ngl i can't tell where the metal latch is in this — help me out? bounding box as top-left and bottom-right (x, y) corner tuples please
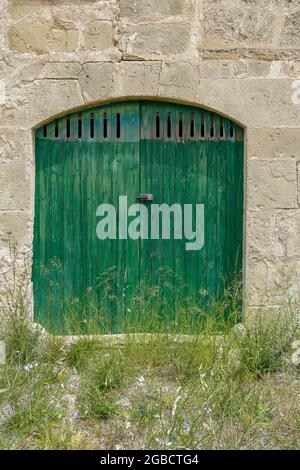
(136, 194), (153, 202)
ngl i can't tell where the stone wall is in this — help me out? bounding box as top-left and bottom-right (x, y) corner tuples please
(1, 0), (300, 313)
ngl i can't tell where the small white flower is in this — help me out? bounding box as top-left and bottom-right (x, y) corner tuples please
(203, 406), (212, 415)
(162, 386), (169, 393)
(137, 376), (145, 386)
(183, 420), (191, 431)
(24, 362), (38, 372)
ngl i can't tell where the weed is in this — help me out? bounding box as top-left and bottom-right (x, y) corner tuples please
(78, 384), (116, 421)
(234, 310), (296, 376)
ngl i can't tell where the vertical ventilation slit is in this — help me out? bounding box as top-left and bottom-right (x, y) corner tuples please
(220, 117), (224, 139)
(78, 114), (82, 139)
(201, 123), (205, 138)
(190, 113), (195, 138)
(66, 116), (70, 138)
(103, 112), (108, 139)
(156, 113), (160, 138)
(179, 113), (183, 139)
(116, 113), (121, 139)
(230, 124), (234, 138)
(55, 120), (59, 138)
(210, 114), (214, 138)
(90, 112), (94, 139)
(43, 125), (47, 138)
(201, 112), (205, 138)
(167, 113), (171, 138)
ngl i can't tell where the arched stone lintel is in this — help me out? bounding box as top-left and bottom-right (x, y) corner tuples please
(32, 96), (246, 130)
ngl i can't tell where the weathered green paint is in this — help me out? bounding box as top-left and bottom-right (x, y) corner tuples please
(33, 100), (244, 333)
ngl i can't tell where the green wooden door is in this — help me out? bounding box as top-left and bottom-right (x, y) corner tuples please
(33, 100), (244, 333)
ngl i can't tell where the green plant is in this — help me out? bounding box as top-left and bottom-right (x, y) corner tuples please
(234, 311), (295, 376)
(91, 351), (126, 392)
(78, 384), (116, 421)
(67, 339), (101, 371)
(131, 394), (160, 429)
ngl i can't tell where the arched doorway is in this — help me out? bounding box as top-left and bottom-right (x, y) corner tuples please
(33, 100), (244, 333)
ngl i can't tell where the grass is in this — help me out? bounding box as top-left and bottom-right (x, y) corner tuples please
(0, 246), (299, 449)
(33, 262), (243, 336)
(0, 307), (299, 450)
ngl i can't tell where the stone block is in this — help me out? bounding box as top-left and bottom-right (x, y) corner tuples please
(200, 60), (247, 79)
(248, 257), (300, 306)
(281, 10), (300, 47)
(202, 1), (275, 49)
(3, 79), (84, 128)
(7, 21), (78, 54)
(157, 61), (199, 100)
(0, 211), (32, 247)
(8, 0), (43, 20)
(114, 61), (161, 97)
(247, 128), (300, 161)
(120, 22), (191, 57)
(79, 62), (114, 102)
(247, 160), (297, 210)
(0, 161), (30, 210)
(247, 60), (271, 77)
(40, 62), (82, 80)
(196, 78), (300, 128)
(247, 209), (300, 260)
(120, 0), (186, 19)
(83, 20), (113, 51)
(281, 60), (300, 78)
(0, 128), (32, 162)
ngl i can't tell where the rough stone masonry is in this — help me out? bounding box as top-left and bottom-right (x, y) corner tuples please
(0, 0), (300, 317)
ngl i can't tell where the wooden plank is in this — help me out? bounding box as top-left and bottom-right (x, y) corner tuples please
(161, 103), (176, 315)
(71, 112), (85, 331)
(213, 113), (226, 298)
(77, 110), (90, 332)
(142, 102), (159, 290)
(63, 115), (76, 325)
(173, 104), (187, 307)
(42, 124), (54, 329)
(124, 101), (140, 309)
(50, 119), (64, 331)
(114, 102), (127, 331)
(98, 104), (113, 330)
(224, 120), (236, 286)
(197, 126), (208, 306)
(110, 102), (123, 332)
(216, 137), (227, 298)
(33, 129), (43, 325)
(142, 102), (165, 320)
(206, 112), (218, 301)
(235, 138), (244, 280)
(184, 105), (199, 302)
(139, 102), (153, 290)
(86, 108), (101, 324)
